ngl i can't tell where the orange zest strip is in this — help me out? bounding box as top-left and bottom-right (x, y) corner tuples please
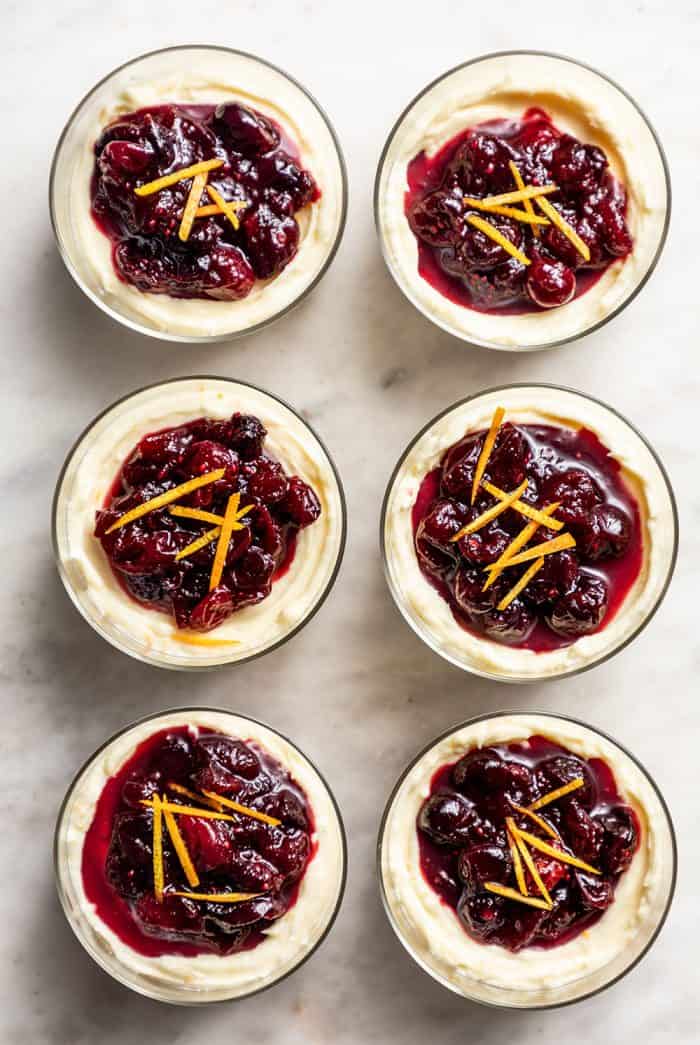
(463, 197), (549, 226)
(168, 782), (224, 811)
(172, 891), (263, 903)
(508, 819), (553, 907)
(175, 526), (221, 562)
(178, 171), (208, 242)
(170, 506), (226, 526)
(195, 203), (225, 217)
(134, 158), (224, 197)
(508, 161), (540, 237)
(483, 882), (551, 910)
(482, 504), (560, 592)
(141, 799), (235, 823)
(514, 827), (601, 875)
(465, 215), (530, 267)
(497, 557), (544, 611)
(162, 805), (200, 888)
(172, 633), (240, 647)
(451, 479), (529, 542)
(209, 492), (240, 591)
(470, 406), (505, 506)
(152, 794), (164, 902)
(509, 800), (559, 840)
(528, 777), (585, 811)
(506, 822), (528, 895)
(201, 789), (281, 827)
(479, 183), (558, 208)
(481, 481), (564, 531)
(536, 196), (591, 262)
(105, 470), (226, 534)
(206, 185), (247, 231)
(485, 532), (576, 571)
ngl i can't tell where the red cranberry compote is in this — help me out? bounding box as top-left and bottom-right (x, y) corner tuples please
(405, 108), (632, 314)
(91, 103), (320, 299)
(82, 727), (315, 957)
(417, 736), (640, 952)
(94, 412), (321, 631)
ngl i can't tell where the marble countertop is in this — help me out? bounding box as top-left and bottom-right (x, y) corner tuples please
(3, 2), (697, 1042)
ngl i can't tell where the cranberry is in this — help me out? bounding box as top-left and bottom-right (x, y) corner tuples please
(597, 807), (639, 875)
(214, 102), (279, 155)
(544, 212), (603, 270)
(183, 441), (239, 482)
(542, 468), (603, 527)
(579, 503), (632, 560)
(195, 734), (261, 782)
(441, 435), (482, 500)
(457, 890), (506, 941)
(112, 811), (154, 868)
(416, 499), (465, 555)
(547, 571), (609, 637)
(178, 815), (234, 872)
(525, 254), (576, 308)
(228, 414), (267, 459)
(416, 533), (455, 579)
(243, 203), (299, 279)
(454, 749), (533, 804)
(134, 893), (205, 938)
(121, 772), (161, 810)
(256, 151), (317, 209)
(252, 788), (309, 829)
(188, 587), (235, 632)
(247, 458), (289, 504)
(281, 476), (322, 527)
(550, 136), (607, 194)
(233, 546), (275, 591)
(256, 825), (311, 879)
(417, 792), (487, 847)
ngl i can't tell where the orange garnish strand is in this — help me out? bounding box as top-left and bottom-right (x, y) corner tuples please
(470, 406), (505, 505)
(464, 197), (549, 226)
(529, 777), (585, 811)
(497, 557), (544, 611)
(141, 798), (236, 823)
(195, 203), (225, 217)
(509, 800), (559, 840)
(208, 492), (254, 591)
(206, 185), (247, 231)
(536, 196), (591, 262)
(175, 526), (221, 562)
(508, 161), (540, 236)
(482, 504), (560, 592)
(168, 782), (224, 811)
(485, 532), (576, 571)
(172, 633), (240, 647)
(465, 215), (531, 267)
(506, 822), (528, 895)
(481, 481), (564, 531)
(483, 882), (551, 910)
(172, 891), (263, 903)
(162, 805), (200, 888)
(479, 183), (558, 208)
(451, 479), (529, 542)
(178, 171), (209, 242)
(105, 470), (226, 534)
(507, 818), (552, 907)
(170, 506), (226, 526)
(201, 790), (281, 827)
(513, 827), (601, 875)
(152, 794), (164, 902)
(134, 158), (224, 197)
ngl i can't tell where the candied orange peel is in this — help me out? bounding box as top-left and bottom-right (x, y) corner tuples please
(508, 161), (540, 236)
(508, 800), (559, 840)
(178, 171), (209, 242)
(465, 215), (531, 266)
(142, 798), (236, 823)
(168, 782), (224, 811)
(162, 804), (200, 888)
(208, 492), (253, 591)
(172, 633), (240, 647)
(206, 185), (247, 231)
(451, 478), (529, 542)
(152, 794), (165, 902)
(481, 481), (563, 531)
(170, 506), (226, 526)
(105, 470), (226, 534)
(134, 158), (224, 197)
(486, 531), (576, 572)
(470, 406), (505, 505)
(463, 197), (549, 226)
(497, 557), (545, 611)
(506, 822), (528, 895)
(201, 789), (281, 827)
(172, 890), (263, 903)
(513, 827), (601, 875)
(507, 818), (553, 907)
(528, 777), (585, 811)
(482, 504), (560, 592)
(483, 882), (551, 910)
(175, 525), (221, 562)
(536, 196), (591, 262)
(479, 183), (558, 208)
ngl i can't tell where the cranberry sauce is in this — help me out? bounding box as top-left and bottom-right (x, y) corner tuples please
(405, 108), (632, 314)
(417, 736), (640, 952)
(91, 102), (320, 299)
(81, 726), (315, 958)
(94, 412), (322, 632)
(412, 420), (643, 653)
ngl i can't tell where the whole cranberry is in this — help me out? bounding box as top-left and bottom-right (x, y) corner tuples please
(183, 440), (239, 481)
(256, 825), (310, 879)
(101, 139), (154, 173)
(597, 806), (639, 875)
(441, 434), (482, 499)
(547, 571), (609, 637)
(457, 844), (511, 892)
(134, 893), (204, 938)
(416, 499), (465, 554)
(408, 190), (461, 246)
(541, 468), (603, 528)
(544, 213), (603, 269)
(282, 476), (322, 527)
(201, 245), (256, 300)
(252, 788), (309, 829)
(418, 792), (486, 847)
(526, 255), (576, 308)
(214, 101), (280, 155)
(113, 811), (153, 868)
(228, 848), (284, 893)
(257, 151), (317, 208)
(178, 816), (233, 872)
(121, 772), (162, 810)
(228, 414), (267, 459)
(579, 503), (632, 560)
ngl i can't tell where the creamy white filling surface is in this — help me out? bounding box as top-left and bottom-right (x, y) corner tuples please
(57, 710), (345, 1002)
(57, 50), (344, 337)
(380, 714), (674, 1007)
(383, 387), (676, 680)
(376, 53), (668, 348)
(54, 378), (344, 668)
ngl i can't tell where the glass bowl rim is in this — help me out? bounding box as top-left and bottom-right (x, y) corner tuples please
(53, 703), (349, 1005)
(48, 43), (349, 345)
(373, 48), (672, 352)
(376, 707), (678, 1011)
(51, 374), (348, 671)
(379, 381), (679, 683)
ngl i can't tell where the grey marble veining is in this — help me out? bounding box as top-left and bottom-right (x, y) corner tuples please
(2, 2), (698, 1043)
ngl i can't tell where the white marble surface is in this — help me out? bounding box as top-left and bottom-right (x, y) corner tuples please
(3, 2), (698, 1042)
